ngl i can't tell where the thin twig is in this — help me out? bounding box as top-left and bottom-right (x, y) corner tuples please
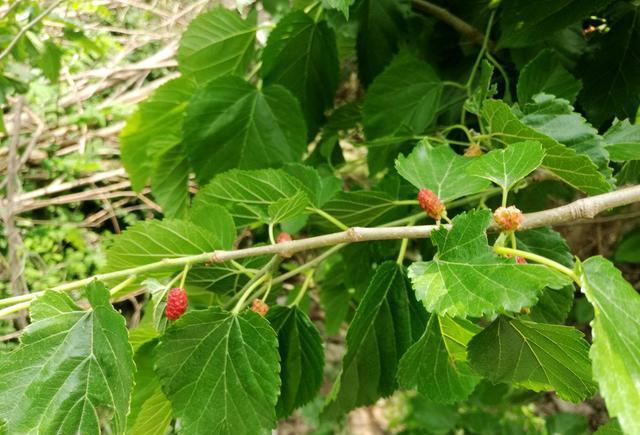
(2, 185), (640, 315)
(411, 0), (493, 48)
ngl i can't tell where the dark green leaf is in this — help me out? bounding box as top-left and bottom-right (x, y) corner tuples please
(314, 190), (403, 229)
(499, 0), (609, 47)
(262, 11), (339, 136)
(177, 8), (256, 85)
(355, 0), (406, 86)
(323, 262), (418, 417)
(614, 227), (640, 263)
(398, 315), (481, 404)
(466, 140), (545, 192)
(409, 210), (569, 317)
(580, 256), (640, 434)
(184, 76), (307, 183)
(603, 118), (640, 162)
(0, 282), (134, 434)
(395, 144), (490, 202)
(516, 227), (574, 267)
(545, 412), (589, 435)
(155, 308), (280, 434)
(267, 306), (324, 418)
(468, 316), (597, 402)
(464, 60), (496, 115)
(517, 49), (582, 103)
(363, 53), (442, 139)
(595, 419), (624, 435)
(577, 3), (640, 126)
(326, 0), (354, 18)
(482, 99), (610, 194)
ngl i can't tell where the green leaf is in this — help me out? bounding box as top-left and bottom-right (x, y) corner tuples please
(105, 219), (226, 273)
(545, 412), (589, 435)
(363, 53), (442, 139)
(395, 144), (490, 202)
(262, 11), (339, 136)
(614, 227), (640, 263)
(408, 210), (570, 318)
(466, 141), (545, 192)
(177, 8), (256, 85)
(39, 41), (62, 83)
(266, 306), (324, 418)
(595, 419), (624, 435)
(184, 75), (307, 183)
(482, 99), (610, 194)
(120, 77), (196, 191)
(498, 0), (609, 47)
(517, 227), (575, 324)
(355, 0), (406, 86)
(603, 118), (640, 162)
(516, 227), (574, 268)
(0, 282), (134, 434)
(398, 315), (481, 404)
(520, 94), (611, 176)
(189, 203), (236, 250)
(128, 342), (172, 435)
(577, 3), (640, 126)
(268, 190), (310, 224)
(468, 316), (597, 402)
(313, 190), (403, 229)
(326, 0), (354, 18)
(283, 163), (342, 207)
(517, 49), (582, 103)
(191, 168), (306, 227)
(155, 308), (280, 434)
(323, 262), (422, 418)
(580, 256), (640, 434)
(151, 143), (189, 218)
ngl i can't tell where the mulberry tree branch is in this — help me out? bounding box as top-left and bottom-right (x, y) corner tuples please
(1, 184), (640, 316)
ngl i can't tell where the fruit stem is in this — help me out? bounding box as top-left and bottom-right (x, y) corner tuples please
(307, 207), (349, 231)
(109, 275), (138, 297)
(232, 273), (271, 315)
(290, 271), (314, 307)
(268, 223), (276, 245)
(179, 264), (190, 290)
(493, 246), (579, 284)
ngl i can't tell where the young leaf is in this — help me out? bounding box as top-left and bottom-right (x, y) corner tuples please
(363, 53), (442, 139)
(464, 60), (496, 115)
(105, 219), (228, 272)
(0, 282), (134, 434)
(323, 262), (423, 418)
(266, 306), (324, 418)
(603, 118), (640, 162)
(408, 210), (570, 318)
(498, 0), (607, 48)
(482, 99), (610, 194)
(184, 75), (307, 183)
(177, 8), (256, 85)
(580, 256), (640, 434)
(355, 0), (405, 86)
(466, 141), (545, 192)
(262, 11), (339, 137)
(155, 308), (280, 435)
(398, 315), (481, 404)
(395, 144), (490, 202)
(268, 190), (310, 224)
(128, 341), (172, 435)
(191, 168), (306, 227)
(517, 49), (582, 104)
(468, 317), (597, 402)
(120, 77), (196, 191)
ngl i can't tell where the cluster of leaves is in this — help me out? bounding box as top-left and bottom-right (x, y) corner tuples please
(1, 0), (640, 434)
